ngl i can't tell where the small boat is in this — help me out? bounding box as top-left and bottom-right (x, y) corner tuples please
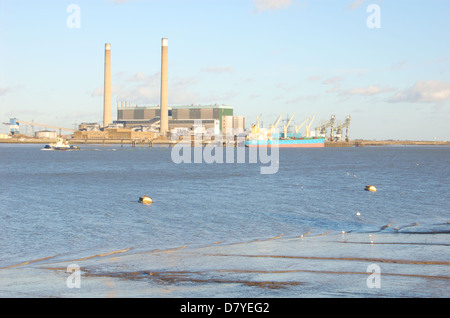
(365, 185), (377, 192)
(139, 195), (153, 205)
(42, 137), (80, 151)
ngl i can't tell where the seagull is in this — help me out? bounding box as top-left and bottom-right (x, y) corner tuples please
(356, 211), (360, 216)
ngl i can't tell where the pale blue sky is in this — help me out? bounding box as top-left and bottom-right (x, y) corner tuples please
(1, 0), (449, 140)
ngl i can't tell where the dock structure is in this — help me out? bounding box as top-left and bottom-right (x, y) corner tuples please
(2, 136), (448, 147)
(325, 141), (355, 147)
(69, 138), (355, 148)
(68, 137), (241, 148)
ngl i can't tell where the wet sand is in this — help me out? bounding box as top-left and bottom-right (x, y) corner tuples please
(0, 232), (448, 298)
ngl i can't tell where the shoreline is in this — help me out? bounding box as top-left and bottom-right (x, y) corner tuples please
(0, 231), (448, 298)
(1, 138), (449, 147)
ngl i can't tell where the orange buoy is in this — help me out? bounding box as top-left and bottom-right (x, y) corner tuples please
(139, 196), (153, 204)
(365, 185), (377, 192)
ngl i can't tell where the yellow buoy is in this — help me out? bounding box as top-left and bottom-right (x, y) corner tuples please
(365, 185), (377, 192)
(139, 196), (153, 204)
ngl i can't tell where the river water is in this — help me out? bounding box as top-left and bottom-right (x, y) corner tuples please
(0, 144), (448, 297)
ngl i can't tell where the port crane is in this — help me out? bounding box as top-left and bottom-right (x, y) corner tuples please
(315, 115), (336, 141)
(251, 114), (261, 134)
(333, 115), (351, 142)
(283, 113), (295, 137)
(270, 113), (283, 133)
(305, 113), (317, 137)
(294, 117), (310, 134)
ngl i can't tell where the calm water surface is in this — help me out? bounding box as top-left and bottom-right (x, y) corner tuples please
(0, 144), (449, 268)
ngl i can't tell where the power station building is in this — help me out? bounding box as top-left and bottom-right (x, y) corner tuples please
(74, 38), (245, 140)
(115, 104), (244, 133)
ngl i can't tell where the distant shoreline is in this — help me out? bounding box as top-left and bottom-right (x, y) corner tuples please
(352, 140), (450, 147)
(1, 138), (449, 147)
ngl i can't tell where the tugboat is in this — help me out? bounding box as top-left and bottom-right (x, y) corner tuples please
(42, 137), (80, 151)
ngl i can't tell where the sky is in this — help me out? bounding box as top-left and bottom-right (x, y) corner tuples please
(0, 0), (449, 140)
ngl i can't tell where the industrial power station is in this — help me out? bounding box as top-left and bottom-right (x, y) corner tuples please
(3, 37), (349, 144)
(71, 38), (246, 141)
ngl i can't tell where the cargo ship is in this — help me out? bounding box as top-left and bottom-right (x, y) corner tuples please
(245, 136), (325, 148)
(245, 112), (325, 148)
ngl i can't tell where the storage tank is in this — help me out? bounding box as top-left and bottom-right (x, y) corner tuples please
(35, 130), (57, 139)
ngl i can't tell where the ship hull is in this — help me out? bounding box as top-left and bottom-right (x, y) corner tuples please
(245, 138), (325, 148)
